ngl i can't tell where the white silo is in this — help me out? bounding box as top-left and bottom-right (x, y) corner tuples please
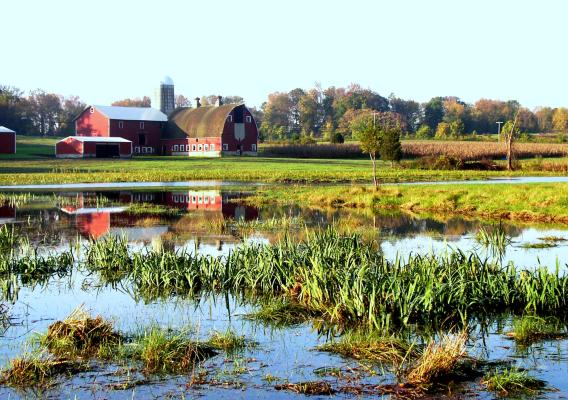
(152, 76), (175, 115)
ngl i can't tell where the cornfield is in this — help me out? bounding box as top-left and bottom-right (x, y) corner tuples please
(262, 141), (568, 161)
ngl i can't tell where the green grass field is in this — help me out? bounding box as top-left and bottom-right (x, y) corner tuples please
(246, 183), (568, 224)
(0, 136), (566, 186)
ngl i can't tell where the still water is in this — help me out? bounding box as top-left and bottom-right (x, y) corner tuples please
(0, 186), (567, 398)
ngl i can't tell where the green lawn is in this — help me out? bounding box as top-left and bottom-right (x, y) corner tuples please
(2, 136), (62, 160)
(0, 136), (566, 186)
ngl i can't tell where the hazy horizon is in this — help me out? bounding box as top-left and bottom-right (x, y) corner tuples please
(3, 0), (566, 109)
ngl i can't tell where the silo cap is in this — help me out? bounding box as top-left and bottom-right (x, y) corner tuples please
(161, 76), (174, 85)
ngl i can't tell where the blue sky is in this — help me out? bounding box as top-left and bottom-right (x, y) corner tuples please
(2, 0), (566, 109)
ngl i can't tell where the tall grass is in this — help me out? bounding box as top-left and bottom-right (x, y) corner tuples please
(84, 229), (568, 329)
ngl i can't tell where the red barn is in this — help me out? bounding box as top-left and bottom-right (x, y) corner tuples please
(74, 105), (167, 155)
(56, 136), (132, 158)
(163, 103), (258, 156)
(0, 126), (16, 154)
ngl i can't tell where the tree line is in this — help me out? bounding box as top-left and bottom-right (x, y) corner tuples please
(3, 82), (568, 139)
(0, 85), (85, 136)
(258, 84), (568, 142)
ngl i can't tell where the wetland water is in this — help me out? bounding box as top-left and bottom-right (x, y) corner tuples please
(0, 186), (567, 398)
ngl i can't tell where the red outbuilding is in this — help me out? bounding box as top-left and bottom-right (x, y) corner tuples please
(74, 105), (167, 155)
(0, 126), (16, 154)
(55, 136), (132, 159)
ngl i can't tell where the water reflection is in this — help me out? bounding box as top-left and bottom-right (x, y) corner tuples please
(1, 188), (568, 269)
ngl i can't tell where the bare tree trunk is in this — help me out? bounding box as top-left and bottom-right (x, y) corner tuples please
(370, 154), (378, 188)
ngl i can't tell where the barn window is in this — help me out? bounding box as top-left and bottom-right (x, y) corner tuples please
(173, 145), (179, 151)
(142, 147), (147, 154)
(90, 107), (94, 113)
(198, 144), (202, 151)
(210, 144), (215, 151)
(135, 146), (140, 153)
(222, 143), (228, 151)
(245, 116), (252, 123)
(227, 115), (233, 122)
(198, 196), (203, 204)
(210, 196), (215, 204)
(192, 144), (196, 151)
(140, 122), (145, 129)
(204, 144), (209, 151)
(192, 196), (196, 203)
(252, 144), (257, 151)
(119, 121), (124, 129)
(186, 145), (190, 151)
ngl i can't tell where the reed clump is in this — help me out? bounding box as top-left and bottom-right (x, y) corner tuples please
(406, 331), (469, 385)
(482, 368), (546, 396)
(40, 306), (122, 358)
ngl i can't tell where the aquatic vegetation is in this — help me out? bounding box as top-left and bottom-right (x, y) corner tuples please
(126, 203), (183, 216)
(207, 329), (250, 353)
(275, 381), (336, 395)
(39, 306), (122, 358)
(507, 315), (567, 346)
(482, 368), (546, 396)
(126, 326), (217, 374)
(79, 229), (568, 329)
(0, 225), (20, 255)
(0, 352), (88, 388)
(318, 330), (413, 365)
(537, 235), (566, 242)
(520, 241), (558, 249)
(406, 331), (469, 385)
(475, 225), (512, 255)
(245, 298), (318, 327)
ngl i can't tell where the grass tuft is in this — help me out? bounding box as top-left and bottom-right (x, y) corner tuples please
(482, 368), (546, 396)
(39, 306), (122, 358)
(318, 330), (413, 365)
(207, 329), (251, 353)
(406, 331), (469, 385)
(127, 326), (217, 374)
(507, 315), (567, 345)
(0, 352), (87, 388)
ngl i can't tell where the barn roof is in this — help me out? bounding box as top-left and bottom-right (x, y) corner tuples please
(82, 106), (168, 122)
(165, 104), (242, 139)
(0, 126), (15, 133)
(59, 136), (132, 143)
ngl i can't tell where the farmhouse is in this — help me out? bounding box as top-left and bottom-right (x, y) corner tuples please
(56, 136), (132, 159)
(0, 126), (16, 154)
(163, 100), (259, 156)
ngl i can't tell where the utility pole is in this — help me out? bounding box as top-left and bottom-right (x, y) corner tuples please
(372, 112), (380, 127)
(496, 121), (503, 140)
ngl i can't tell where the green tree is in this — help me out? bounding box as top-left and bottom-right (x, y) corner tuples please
(415, 124), (433, 139)
(422, 97), (445, 129)
(449, 119), (464, 137)
(502, 113), (521, 171)
(380, 120), (402, 166)
(351, 112), (402, 187)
